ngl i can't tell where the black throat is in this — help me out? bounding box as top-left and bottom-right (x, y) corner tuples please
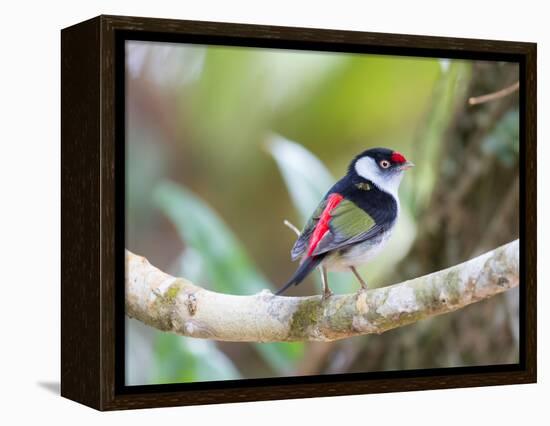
(329, 174), (398, 226)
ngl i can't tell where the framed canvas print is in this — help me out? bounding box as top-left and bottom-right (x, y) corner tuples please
(61, 15), (536, 411)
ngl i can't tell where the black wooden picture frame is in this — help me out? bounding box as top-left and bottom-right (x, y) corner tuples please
(61, 15), (536, 411)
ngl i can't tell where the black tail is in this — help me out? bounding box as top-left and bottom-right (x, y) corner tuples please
(276, 255), (325, 296)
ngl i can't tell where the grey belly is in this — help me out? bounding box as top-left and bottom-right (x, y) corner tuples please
(323, 230), (393, 271)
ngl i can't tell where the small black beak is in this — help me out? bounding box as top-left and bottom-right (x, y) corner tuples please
(400, 161), (415, 171)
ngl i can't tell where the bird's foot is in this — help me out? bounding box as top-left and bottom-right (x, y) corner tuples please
(322, 289), (333, 300)
(355, 286), (368, 296)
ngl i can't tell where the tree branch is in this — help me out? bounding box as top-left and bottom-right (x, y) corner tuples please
(126, 240), (519, 342)
(468, 81), (519, 105)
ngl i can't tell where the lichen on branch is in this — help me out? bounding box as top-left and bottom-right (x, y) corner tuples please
(125, 239), (519, 342)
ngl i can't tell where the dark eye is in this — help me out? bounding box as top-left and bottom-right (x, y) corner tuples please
(380, 160), (391, 169)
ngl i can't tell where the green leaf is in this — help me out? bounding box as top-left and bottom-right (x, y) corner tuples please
(406, 60), (473, 214)
(153, 181), (304, 374)
(266, 134), (334, 222)
(153, 333), (241, 384)
(154, 181), (269, 294)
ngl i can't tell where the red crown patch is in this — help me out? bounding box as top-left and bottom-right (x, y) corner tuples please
(391, 151), (406, 164)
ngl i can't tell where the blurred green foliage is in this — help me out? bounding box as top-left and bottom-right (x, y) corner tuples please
(405, 61), (472, 214)
(154, 181), (304, 376)
(125, 40), (519, 385)
(153, 332), (240, 384)
(154, 182), (270, 295)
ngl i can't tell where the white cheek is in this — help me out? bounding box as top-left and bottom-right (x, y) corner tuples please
(354, 156), (402, 200)
(355, 156), (380, 182)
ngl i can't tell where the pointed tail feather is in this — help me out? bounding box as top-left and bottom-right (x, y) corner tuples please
(276, 255), (325, 296)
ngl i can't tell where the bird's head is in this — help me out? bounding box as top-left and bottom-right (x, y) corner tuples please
(349, 148), (414, 197)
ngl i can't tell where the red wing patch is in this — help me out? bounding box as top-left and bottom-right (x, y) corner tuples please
(307, 193), (344, 257)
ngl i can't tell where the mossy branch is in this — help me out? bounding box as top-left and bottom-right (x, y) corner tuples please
(126, 240), (519, 342)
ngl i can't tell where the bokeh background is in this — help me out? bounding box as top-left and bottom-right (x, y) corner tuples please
(125, 40), (520, 385)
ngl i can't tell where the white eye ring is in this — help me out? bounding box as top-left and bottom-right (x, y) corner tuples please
(380, 160), (391, 169)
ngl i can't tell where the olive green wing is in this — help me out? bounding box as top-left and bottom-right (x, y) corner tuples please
(290, 198), (327, 261)
(311, 199), (379, 256)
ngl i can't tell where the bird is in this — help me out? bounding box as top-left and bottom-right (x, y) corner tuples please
(276, 147), (414, 298)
